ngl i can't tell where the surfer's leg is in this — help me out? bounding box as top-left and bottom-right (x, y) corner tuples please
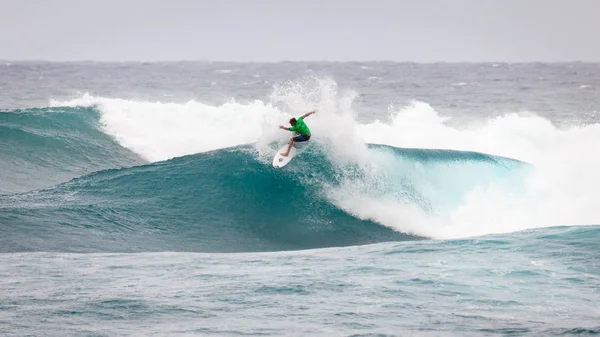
(281, 138), (294, 156)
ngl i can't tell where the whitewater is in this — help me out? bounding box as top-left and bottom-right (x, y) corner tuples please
(0, 62), (598, 335)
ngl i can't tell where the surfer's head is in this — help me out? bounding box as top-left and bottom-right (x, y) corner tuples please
(289, 118), (297, 126)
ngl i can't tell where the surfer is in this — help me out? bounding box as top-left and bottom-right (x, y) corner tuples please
(279, 110), (317, 156)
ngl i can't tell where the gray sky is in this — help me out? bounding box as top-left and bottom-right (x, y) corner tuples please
(2, 0), (599, 62)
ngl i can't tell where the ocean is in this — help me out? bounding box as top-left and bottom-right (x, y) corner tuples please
(0, 61), (598, 335)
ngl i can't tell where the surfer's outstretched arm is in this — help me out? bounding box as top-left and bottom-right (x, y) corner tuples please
(301, 110), (317, 119)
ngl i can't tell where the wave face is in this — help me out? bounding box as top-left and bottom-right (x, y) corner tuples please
(0, 146), (402, 252)
(0, 143), (527, 253)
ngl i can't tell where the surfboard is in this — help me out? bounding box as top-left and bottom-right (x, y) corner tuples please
(272, 144), (297, 168)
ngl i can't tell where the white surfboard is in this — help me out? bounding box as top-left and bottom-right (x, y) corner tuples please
(272, 144), (297, 168)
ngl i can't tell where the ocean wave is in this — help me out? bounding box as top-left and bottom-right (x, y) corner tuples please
(2, 76), (598, 250)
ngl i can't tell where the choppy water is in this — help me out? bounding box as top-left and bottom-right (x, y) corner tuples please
(1, 61), (599, 335)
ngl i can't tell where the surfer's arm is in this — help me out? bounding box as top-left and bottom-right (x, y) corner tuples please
(279, 125), (291, 131)
(302, 110), (317, 119)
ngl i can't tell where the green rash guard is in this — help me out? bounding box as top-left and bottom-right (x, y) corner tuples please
(289, 117), (311, 135)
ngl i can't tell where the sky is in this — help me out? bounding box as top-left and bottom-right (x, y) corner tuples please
(1, 0), (599, 62)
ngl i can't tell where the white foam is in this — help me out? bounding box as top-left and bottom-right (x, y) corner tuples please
(359, 101), (562, 163)
(333, 101), (600, 238)
(50, 94), (282, 162)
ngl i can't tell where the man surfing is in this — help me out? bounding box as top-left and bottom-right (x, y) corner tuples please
(278, 110), (317, 156)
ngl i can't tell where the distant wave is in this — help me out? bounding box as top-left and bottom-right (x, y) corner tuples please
(0, 106), (142, 193)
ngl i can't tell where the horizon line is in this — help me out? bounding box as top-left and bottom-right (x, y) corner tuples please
(2, 59), (600, 64)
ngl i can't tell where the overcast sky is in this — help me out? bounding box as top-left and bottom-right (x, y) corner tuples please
(2, 0), (599, 62)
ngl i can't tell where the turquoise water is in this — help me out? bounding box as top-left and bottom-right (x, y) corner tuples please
(0, 107), (142, 193)
(1, 62), (599, 335)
